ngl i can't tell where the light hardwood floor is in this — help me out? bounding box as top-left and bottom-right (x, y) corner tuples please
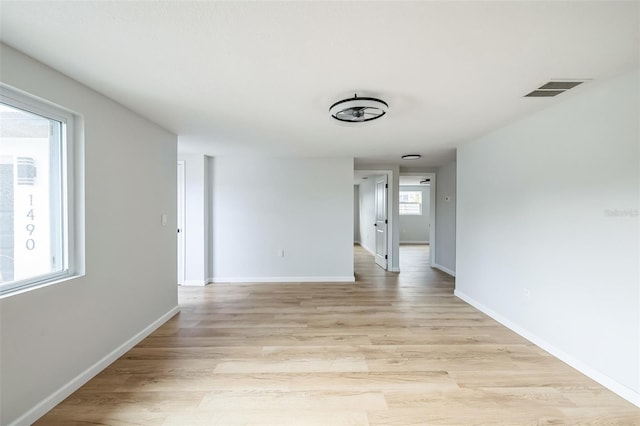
(37, 245), (639, 425)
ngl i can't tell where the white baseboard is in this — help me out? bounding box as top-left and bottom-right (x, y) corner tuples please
(356, 243), (397, 273)
(432, 263), (456, 277)
(454, 290), (640, 408)
(355, 242), (376, 257)
(10, 306), (180, 426)
(210, 276), (356, 283)
(183, 279), (208, 286)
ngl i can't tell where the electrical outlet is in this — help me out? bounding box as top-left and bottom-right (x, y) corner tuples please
(523, 288), (531, 299)
(277, 249), (284, 258)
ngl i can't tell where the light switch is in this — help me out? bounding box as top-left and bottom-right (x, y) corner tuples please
(161, 213), (167, 226)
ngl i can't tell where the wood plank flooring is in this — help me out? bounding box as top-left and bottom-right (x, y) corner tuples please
(36, 245), (640, 425)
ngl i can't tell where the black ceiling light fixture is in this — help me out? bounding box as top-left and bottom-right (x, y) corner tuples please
(329, 93), (388, 123)
(401, 154), (421, 160)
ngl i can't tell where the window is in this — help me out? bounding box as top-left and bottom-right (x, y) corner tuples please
(399, 190), (422, 215)
(0, 86), (75, 296)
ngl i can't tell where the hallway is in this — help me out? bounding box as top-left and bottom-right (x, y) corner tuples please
(398, 243), (431, 273)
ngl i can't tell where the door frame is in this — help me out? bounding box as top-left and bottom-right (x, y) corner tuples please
(355, 169), (395, 271)
(177, 160), (185, 285)
(399, 172), (436, 266)
(374, 174), (388, 270)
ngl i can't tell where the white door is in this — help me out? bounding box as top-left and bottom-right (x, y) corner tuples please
(177, 161), (185, 285)
(374, 175), (388, 269)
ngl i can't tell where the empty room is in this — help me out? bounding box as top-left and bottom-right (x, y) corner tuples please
(0, 1), (638, 425)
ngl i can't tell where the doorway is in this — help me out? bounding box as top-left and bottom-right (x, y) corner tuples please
(374, 175), (388, 269)
(353, 170), (394, 272)
(398, 173), (436, 268)
(177, 160), (185, 285)
(398, 173), (436, 266)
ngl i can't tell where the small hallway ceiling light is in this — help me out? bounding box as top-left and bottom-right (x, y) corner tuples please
(329, 93), (388, 123)
(401, 154), (421, 160)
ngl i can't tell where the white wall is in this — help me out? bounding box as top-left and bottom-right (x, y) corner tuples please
(177, 152), (210, 285)
(0, 44), (178, 425)
(357, 177), (376, 254)
(212, 157), (354, 281)
(399, 185), (430, 243)
(456, 69), (639, 405)
(434, 162), (456, 274)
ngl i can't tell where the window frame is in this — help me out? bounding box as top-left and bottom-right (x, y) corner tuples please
(0, 84), (77, 297)
(399, 190), (423, 216)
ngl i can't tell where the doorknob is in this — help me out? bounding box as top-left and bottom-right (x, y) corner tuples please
(374, 223), (377, 227)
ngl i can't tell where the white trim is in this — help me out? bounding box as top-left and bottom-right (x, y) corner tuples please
(432, 263), (456, 277)
(374, 174), (389, 270)
(355, 169), (395, 271)
(183, 279), (208, 286)
(398, 171), (437, 267)
(0, 273), (83, 300)
(211, 276), (356, 283)
(176, 160), (185, 286)
(9, 306), (180, 426)
(356, 243), (395, 271)
(0, 84), (82, 297)
(355, 241), (376, 257)
(428, 173), (437, 266)
(454, 290), (640, 408)
(400, 241), (430, 244)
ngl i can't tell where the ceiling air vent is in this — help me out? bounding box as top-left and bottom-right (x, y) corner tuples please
(524, 80), (585, 98)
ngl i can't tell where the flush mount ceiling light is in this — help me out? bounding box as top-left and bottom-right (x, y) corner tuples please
(401, 154), (421, 160)
(329, 94), (388, 123)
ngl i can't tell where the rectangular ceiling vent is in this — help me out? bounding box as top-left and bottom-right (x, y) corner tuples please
(524, 80), (585, 98)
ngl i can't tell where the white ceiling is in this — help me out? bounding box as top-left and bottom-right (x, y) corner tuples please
(1, 2), (638, 169)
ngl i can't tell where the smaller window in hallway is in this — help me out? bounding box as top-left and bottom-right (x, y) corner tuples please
(399, 190), (422, 215)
